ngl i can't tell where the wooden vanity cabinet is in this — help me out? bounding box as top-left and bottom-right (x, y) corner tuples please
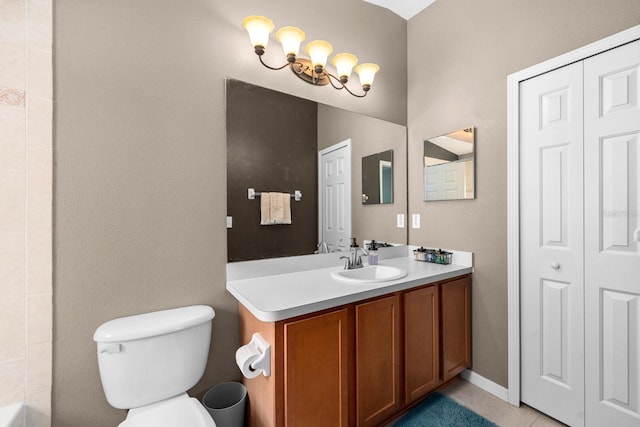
(239, 304), (350, 427)
(238, 274), (471, 427)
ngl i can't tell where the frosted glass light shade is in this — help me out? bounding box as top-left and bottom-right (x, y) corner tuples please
(276, 26), (305, 57)
(355, 63), (380, 87)
(332, 53), (358, 80)
(242, 15), (275, 48)
(305, 40), (333, 69)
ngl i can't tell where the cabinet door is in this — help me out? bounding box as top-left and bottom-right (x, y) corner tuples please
(440, 277), (471, 382)
(404, 285), (439, 404)
(283, 309), (349, 427)
(356, 294), (401, 427)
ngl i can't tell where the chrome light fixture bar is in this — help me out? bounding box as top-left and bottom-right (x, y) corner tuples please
(242, 15), (380, 98)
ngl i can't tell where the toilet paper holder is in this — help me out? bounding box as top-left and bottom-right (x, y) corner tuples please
(248, 332), (271, 377)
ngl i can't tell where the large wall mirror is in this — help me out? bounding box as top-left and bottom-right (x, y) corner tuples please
(423, 127), (475, 201)
(226, 79), (407, 262)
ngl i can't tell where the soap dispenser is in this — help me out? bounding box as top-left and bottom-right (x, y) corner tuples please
(367, 240), (378, 265)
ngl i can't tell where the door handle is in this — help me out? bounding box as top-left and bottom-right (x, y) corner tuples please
(99, 343), (121, 354)
(550, 262), (560, 270)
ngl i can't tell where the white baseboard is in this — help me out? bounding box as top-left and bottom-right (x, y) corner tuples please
(460, 369), (510, 403)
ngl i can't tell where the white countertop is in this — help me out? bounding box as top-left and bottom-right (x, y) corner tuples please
(226, 249), (473, 322)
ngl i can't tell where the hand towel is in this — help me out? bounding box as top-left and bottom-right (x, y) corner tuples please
(270, 192), (284, 224)
(260, 192), (292, 225)
(282, 193), (291, 224)
(260, 192), (271, 225)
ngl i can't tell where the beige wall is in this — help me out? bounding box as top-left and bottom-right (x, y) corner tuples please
(53, 1), (406, 426)
(318, 104), (408, 246)
(0, 0), (52, 426)
(407, 0), (640, 387)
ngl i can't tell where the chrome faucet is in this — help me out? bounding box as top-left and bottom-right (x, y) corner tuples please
(340, 246), (369, 270)
(316, 241), (330, 254)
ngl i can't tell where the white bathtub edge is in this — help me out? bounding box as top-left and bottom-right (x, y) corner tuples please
(0, 403), (24, 427)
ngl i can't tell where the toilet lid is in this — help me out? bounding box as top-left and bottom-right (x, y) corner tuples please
(119, 396), (216, 427)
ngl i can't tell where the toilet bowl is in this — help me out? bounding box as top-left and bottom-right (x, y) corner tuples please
(119, 393), (213, 427)
(93, 305), (216, 427)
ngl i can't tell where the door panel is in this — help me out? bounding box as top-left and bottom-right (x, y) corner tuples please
(540, 279), (570, 385)
(520, 60), (585, 427)
(320, 141), (351, 252)
(601, 290), (639, 410)
(584, 38), (640, 427)
(540, 145), (569, 246)
(601, 133), (639, 252)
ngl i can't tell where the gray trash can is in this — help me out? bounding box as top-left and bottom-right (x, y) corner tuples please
(203, 382), (247, 427)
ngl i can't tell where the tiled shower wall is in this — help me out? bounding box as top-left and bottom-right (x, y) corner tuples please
(0, 0), (52, 426)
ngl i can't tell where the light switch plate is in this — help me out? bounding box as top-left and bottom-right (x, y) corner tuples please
(396, 214), (405, 228)
(226, 216), (233, 228)
(412, 213), (421, 229)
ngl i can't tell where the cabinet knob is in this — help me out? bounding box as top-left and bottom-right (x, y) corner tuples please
(550, 262), (560, 270)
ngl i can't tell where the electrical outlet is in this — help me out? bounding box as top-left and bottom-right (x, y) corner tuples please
(412, 213), (421, 229)
(396, 214), (405, 228)
(226, 216), (233, 228)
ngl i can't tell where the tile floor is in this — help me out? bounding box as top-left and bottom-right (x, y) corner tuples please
(440, 378), (567, 426)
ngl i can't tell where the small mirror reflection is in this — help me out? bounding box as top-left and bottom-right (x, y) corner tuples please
(362, 149), (393, 205)
(423, 127), (475, 201)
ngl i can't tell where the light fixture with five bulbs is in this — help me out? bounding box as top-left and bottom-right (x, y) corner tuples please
(242, 15), (380, 98)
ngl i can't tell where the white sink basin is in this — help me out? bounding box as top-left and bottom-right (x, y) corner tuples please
(331, 265), (407, 283)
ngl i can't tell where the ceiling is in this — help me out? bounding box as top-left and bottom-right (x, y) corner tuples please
(363, 0), (437, 20)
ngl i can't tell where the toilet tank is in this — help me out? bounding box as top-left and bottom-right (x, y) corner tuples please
(93, 305), (215, 410)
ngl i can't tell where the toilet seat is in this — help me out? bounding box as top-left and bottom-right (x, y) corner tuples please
(119, 394), (216, 427)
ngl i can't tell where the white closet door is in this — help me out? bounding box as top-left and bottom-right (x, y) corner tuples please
(319, 141), (351, 252)
(520, 61), (585, 427)
(424, 161), (466, 200)
(584, 38), (640, 427)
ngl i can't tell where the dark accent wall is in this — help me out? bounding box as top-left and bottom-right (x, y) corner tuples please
(226, 80), (318, 261)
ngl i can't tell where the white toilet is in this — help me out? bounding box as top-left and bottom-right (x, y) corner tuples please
(93, 305), (217, 427)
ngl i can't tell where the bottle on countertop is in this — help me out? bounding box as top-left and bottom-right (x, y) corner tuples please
(367, 240), (378, 265)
